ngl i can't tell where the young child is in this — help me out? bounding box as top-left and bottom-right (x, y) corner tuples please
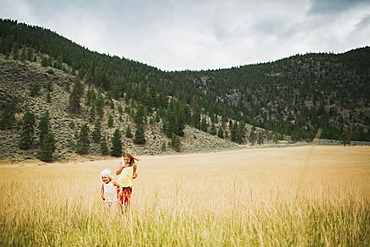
(100, 168), (121, 207)
(116, 149), (139, 211)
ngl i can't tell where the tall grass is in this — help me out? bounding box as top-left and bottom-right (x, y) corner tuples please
(1, 147), (369, 246)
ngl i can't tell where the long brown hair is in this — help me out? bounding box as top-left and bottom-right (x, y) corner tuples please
(123, 149), (139, 166)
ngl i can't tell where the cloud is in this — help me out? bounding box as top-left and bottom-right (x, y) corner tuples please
(1, 0), (369, 70)
(308, 0), (370, 15)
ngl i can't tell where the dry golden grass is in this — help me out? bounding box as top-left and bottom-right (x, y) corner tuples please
(0, 146), (369, 246)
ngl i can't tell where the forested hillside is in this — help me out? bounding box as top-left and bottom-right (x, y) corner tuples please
(170, 48), (370, 141)
(0, 19), (369, 161)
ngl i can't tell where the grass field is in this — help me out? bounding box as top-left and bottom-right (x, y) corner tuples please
(0, 146), (369, 246)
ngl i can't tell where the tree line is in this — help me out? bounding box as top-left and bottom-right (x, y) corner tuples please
(1, 18), (368, 149)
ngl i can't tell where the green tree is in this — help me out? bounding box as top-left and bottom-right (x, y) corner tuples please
(91, 120), (102, 143)
(161, 141), (167, 151)
(210, 123), (217, 135)
(37, 132), (56, 162)
(134, 104), (146, 125)
(340, 129), (351, 146)
(46, 92), (52, 103)
(273, 132), (282, 144)
(95, 96), (105, 119)
(76, 124), (90, 154)
(111, 128), (123, 156)
(170, 133), (181, 152)
(18, 110), (36, 150)
(38, 110), (50, 147)
(100, 136), (109, 155)
(86, 88), (97, 106)
(126, 125), (133, 138)
(236, 121), (246, 144)
(68, 121), (75, 129)
(257, 131), (264, 145)
(133, 124), (146, 144)
(249, 126), (257, 146)
(230, 121), (238, 142)
(201, 117), (207, 132)
(217, 126), (224, 139)
(108, 114), (114, 127)
(89, 104), (96, 123)
(20, 47), (26, 61)
(0, 100), (17, 130)
(30, 82), (41, 97)
(27, 47), (33, 61)
(193, 107), (201, 129)
(69, 87), (81, 114)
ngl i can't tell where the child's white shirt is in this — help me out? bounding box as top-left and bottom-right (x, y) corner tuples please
(103, 181), (117, 203)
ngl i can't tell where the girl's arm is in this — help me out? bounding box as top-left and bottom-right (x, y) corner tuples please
(112, 180), (121, 188)
(133, 163), (138, 179)
(101, 184), (105, 200)
(116, 161), (129, 175)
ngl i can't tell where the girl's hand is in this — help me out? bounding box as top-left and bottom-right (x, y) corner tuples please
(133, 173), (138, 179)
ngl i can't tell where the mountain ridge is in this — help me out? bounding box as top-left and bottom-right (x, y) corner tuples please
(0, 19), (369, 162)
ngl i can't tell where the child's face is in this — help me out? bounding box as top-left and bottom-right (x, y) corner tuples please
(101, 176), (111, 184)
(123, 157), (131, 165)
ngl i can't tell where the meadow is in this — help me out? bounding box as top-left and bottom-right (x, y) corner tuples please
(0, 146), (369, 246)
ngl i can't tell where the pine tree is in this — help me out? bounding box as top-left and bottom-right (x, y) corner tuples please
(86, 87), (97, 106)
(201, 117), (208, 132)
(20, 47), (26, 61)
(95, 96), (105, 119)
(257, 131), (264, 145)
(89, 104), (96, 123)
(249, 126), (257, 146)
(110, 128), (123, 156)
(69, 89), (81, 114)
(38, 110), (50, 147)
(273, 132), (282, 144)
(176, 104), (186, 136)
(341, 129), (351, 146)
(0, 100), (17, 130)
(134, 104), (146, 125)
(217, 126), (224, 139)
(30, 82), (41, 97)
(126, 125), (133, 138)
(236, 121), (246, 144)
(76, 124), (90, 154)
(100, 136), (109, 155)
(165, 107), (177, 138)
(69, 79), (84, 114)
(91, 121), (102, 143)
(210, 123), (217, 135)
(230, 121), (238, 142)
(108, 114), (114, 127)
(193, 108), (201, 129)
(133, 124), (146, 144)
(12, 45), (19, 60)
(37, 132), (56, 162)
(18, 110), (36, 150)
(46, 92), (52, 103)
(69, 121), (75, 129)
(161, 141), (167, 150)
(171, 133), (181, 152)
(27, 47), (33, 61)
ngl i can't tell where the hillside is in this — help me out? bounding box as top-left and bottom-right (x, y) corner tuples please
(0, 19), (370, 162)
(0, 56), (239, 162)
(169, 48), (370, 141)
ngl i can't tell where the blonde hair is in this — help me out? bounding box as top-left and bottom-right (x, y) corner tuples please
(123, 149), (139, 166)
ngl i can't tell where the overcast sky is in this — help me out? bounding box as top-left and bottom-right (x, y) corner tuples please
(1, 0), (370, 71)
